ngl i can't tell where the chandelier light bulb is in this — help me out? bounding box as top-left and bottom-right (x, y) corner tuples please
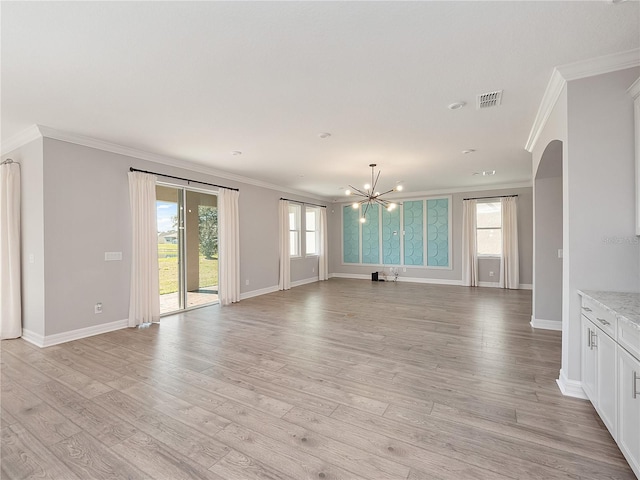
(345, 189), (351, 196)
(396, 185), (404, 191)
(352, 203), (359, 209)
(374, 191), (380, 196)
(364, 183), (371, 190)
(359, 217), (366, 223)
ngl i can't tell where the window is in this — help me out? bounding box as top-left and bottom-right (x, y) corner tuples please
(289, 204), (301, 257)
(476, 201), (502, 256)
(305, 207), (319, 256)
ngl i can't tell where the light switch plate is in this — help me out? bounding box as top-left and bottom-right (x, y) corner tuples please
(105, 252), (123, 261)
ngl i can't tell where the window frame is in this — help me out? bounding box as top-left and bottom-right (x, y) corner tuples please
(289, 203), (301, 258)
(476, 200), (502, 258)
(305, 206), (320, 257)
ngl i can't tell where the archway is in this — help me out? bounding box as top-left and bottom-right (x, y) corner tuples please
(532, 139), (563, 330)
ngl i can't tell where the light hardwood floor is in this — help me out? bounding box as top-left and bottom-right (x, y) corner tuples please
(1, 279), (636, 479)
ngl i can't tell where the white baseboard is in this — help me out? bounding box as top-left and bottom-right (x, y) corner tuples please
(23, 319), (129, 348)
(556, 369), (588, 399)
(21, 329), (45, 348)
(329, 273), (463, 286)
(530, 316), (562, 331)
(291, 276), (319, 288)
(478, 281), (532, 290)
(240, 285), (279, 300)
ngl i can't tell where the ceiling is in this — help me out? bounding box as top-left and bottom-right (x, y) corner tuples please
(2, 1), (639, 200)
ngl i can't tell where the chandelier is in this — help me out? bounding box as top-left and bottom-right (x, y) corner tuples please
(346, 164), (403, 223)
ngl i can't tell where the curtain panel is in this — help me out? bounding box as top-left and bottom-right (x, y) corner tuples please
(128, 171), (160, 327)
(278, 199), (291, 290)
(0, 162), (22, 339)
(219, 188), (240, 305)
(461, 199), (478, 287)
(500, 197), (520, 289)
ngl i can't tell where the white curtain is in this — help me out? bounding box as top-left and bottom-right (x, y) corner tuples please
(219, 188), (240, 305)
(1, 161), (22, 339)
(278, 199), (291, 290)
(500, 197), (520, 289)
(318, 207), (329, 281)
(128, 171), (160, 327)
(461, 199), (478, 287)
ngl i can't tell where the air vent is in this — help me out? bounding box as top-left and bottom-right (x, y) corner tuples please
(476, 90), (503, 109)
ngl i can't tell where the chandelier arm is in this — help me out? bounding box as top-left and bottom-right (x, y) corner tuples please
(362, 201), (370, 219)
(374, 198), (389, 208)
(348, 185), (369, 197)
(377, 188), (396, 197)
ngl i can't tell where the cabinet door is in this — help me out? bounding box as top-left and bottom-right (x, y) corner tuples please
(596, 331), (617, 438)
(582, 316), (597, 402)
(618, 347), (640, 478)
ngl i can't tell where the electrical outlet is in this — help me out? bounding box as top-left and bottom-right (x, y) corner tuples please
(489, 271), (494, 277)
(245, 279), (249, 286)
(95, 303), (103, 314)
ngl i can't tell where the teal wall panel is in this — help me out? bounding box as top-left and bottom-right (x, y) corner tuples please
(361, 204), (379, 264)
(403, 200), (424, 265)
(427, 198), (449, 267)
(343, 205), (359, 263)
(382, 208), (401, 265)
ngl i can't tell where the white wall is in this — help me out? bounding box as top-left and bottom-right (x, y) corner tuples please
(2, 139), (45, 338)
(533, 175), (563, 324)
(562, 67), (640, 384)
(38, 138), (325, 337)
(328, 186), (533, 286)
(533, 67), (640, 391)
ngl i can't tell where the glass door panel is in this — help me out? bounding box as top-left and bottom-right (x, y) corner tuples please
(185, 190), (219, 308)
(156, 185), (183, 314)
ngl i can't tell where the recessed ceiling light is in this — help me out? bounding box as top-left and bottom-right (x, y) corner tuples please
(318, 132), (332, 139)
(482, 170), (496, 176)
(448, 102), (466, 110)
(609, 0), (628, 4)
(231, 150), (242, 156)
(462, 149), (476, 154)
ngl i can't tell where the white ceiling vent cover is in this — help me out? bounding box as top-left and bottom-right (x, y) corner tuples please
(476, 90), (503, 109)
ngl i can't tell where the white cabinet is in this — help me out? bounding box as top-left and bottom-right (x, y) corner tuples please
(581, 313), (617, 437)
(597, 330), (617, 437)
(582, 315), (597, 401)
(618, 345), (640, 477)
(579, 291), (640, 478)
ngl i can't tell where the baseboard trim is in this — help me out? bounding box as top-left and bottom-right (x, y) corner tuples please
(556, 369), (588, 399)
(530, 316), (562, 331)
(478, 281), (532, 290)
(240, 285), (279, 300)
(23, 319), (129, 348)
(291, 277), (319, 288)
(21, 329), (45, 348)
(329, 273), (463, 286)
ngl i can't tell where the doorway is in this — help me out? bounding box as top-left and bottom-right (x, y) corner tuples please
(156, 185), (219, 315)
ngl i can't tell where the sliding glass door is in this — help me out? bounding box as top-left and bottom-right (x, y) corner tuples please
(156, 185), (218, 315)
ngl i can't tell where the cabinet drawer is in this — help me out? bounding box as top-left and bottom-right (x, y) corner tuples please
(619, 319), (640, 362)
(582, 297), (617, 340)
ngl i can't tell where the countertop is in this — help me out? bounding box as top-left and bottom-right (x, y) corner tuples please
(578, 290), (640, 330)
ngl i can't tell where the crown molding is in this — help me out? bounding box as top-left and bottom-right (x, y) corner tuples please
(526, 48), (640, 154)
(331, 181), (532, 204)
(37, 125), (327, 201)
(1, 124), (42, 156)
(525, 69), (566, 153)
(6, 124), (326, 201)
(556, 48), (640, 82)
